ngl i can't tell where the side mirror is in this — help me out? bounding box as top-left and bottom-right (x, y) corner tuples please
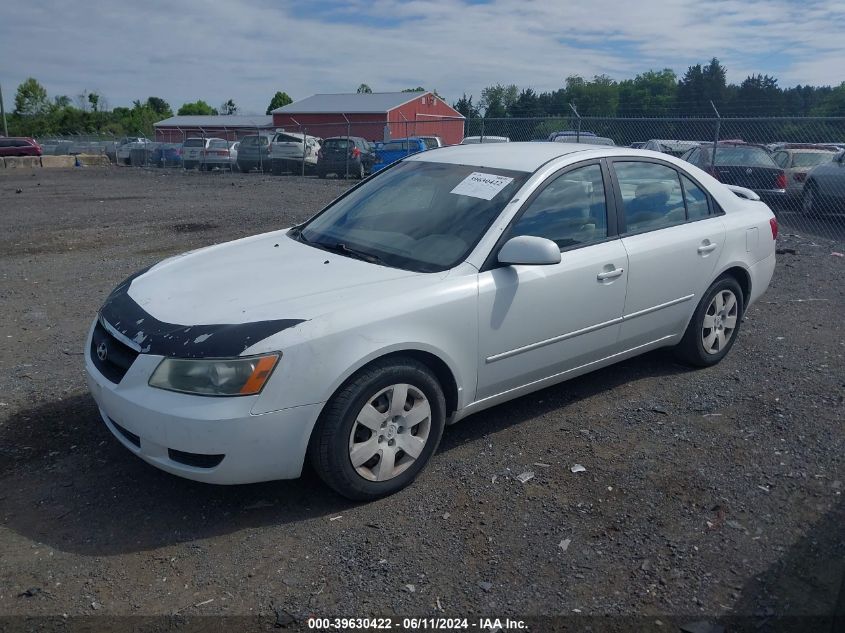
(497, 236), (561, 266)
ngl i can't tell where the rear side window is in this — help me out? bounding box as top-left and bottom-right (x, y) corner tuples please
(508, 164), (609, 249)
(681, 174), (712, 220)
(614, 162), (686, 233)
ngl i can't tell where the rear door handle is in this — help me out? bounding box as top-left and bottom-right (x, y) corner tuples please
(597, 268), (625, 281)
(698, 242), (718, 254)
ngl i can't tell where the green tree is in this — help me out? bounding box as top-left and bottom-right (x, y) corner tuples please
(402, 87), (425, 92)
(88, 92), (100, 112)
(357, 83), (373, 94)
(14, 77), (49, 116)
(564, 75), (619, 116)
(220, 99), (238, 115)
(177, 100), (218, 115)
(453, 93), (480, 118)
(266, 91), (293, 114)
(618, 69), (677, 115)
(480, 84), (518, 117)
(145, 97), (172, 117)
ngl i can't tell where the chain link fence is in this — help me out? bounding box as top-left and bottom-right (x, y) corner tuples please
(33, 115), (845, 242)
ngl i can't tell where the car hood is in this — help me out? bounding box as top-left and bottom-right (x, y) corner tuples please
(99, 230), (428, 357)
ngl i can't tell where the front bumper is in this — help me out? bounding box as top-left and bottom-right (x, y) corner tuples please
(84, 322), (323, 484)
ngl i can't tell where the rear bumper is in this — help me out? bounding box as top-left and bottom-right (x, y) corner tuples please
(756, 188), (787, 205)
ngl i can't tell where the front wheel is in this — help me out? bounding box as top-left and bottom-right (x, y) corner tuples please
(309, 358), (446, 500)
(675, 276), (744, 367)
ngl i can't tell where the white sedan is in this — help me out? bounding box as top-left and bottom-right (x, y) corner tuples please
(85, 143), (777, 500)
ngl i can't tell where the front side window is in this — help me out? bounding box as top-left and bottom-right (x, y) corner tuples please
(298, 161), (529, 272)
(507, 164), (608, 249)
(614, 162), (686, 233)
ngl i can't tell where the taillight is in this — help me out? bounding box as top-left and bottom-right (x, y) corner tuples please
(770, 217), (778, 240)
(351, 147), (361, 158)
(776, 171), (787, 189)
(793, 172), (806, 182)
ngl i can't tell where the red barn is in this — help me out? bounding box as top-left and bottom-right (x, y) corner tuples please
(271, 91), (464, 145)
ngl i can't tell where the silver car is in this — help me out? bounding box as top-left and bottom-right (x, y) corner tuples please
(770, 145), (838, 203)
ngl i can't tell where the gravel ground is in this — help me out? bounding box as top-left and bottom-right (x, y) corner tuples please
(0, 167), (843, 633)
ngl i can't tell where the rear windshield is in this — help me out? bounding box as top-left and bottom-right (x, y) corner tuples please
(208, 140), (229, 149)
(324, 139), (351, 150)
(421, 138), (439, 150)
(707, 147), (777, 167)
(275, 134), (303, 143)
(183, 138), (205, 147)
(792, 152), (834, 168)
(240, 136), (269, 147)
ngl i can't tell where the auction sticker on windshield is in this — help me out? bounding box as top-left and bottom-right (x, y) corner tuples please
(450, 172), (515, 200)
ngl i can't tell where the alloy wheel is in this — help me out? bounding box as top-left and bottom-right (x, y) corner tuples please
(701, 289), (738, 354)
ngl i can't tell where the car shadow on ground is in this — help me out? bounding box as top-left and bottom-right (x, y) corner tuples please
(719, 498), (844, 632)
(0, 349), (692, 556)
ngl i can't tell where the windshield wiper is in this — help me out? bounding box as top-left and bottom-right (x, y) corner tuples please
(319, 242), (382, 264)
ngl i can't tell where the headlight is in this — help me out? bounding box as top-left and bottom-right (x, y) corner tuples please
(148, 353), (280, 396)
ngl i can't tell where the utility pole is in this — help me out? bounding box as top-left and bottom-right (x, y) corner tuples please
(0, 82), (8, 136)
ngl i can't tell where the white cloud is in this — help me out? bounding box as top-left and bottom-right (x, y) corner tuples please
(0, 0), (843, 114)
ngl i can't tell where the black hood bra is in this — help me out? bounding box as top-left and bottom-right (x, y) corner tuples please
(99, 267), (305, 359)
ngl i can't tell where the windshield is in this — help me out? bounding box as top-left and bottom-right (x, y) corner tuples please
(297, 160), (529, 272)
(792, 151), (834, 168)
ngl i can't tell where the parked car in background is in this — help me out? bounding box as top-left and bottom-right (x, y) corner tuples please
(269, 132), (321, 175)
(85, 143), (776, 500)
(801, 149), (845, 215)
(552, 132), (615, 146)
(201, 139), (237, 171)
(229, 141), (239, 170)
(460, 136), (510, 144)
(0, 137), (42, 157)
(373, 138), (427, 173)
(316, 136), (376, 179)
(235, 133), (274, 173)
(418, 136), (443, 149)
(150, 143), (182, 167)
(682, 142), (786, 205)
(116, 137), (149, 165)
(770, 144), (839, 203)
(642, 139), (703, 157)
(182, 137), (225, 170)
(629, 142), (645, 149)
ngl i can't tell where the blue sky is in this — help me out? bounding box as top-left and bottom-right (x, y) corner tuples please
(1, 0), (843, 115)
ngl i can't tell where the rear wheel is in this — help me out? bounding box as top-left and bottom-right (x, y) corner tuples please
(802, 182), (818, 217)
(309, 357), (446, 500)
(675, 276), (744, 367)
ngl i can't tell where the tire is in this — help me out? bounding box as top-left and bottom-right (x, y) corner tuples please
(271, 159), (283, 176)
(802, 182), (818, 217)
(317, 170), (326, 179)
(308, 357), (446, 501)
(183, 161), (195, 170)
(237, 162), (250, 173)
(675, 276), (744, 368)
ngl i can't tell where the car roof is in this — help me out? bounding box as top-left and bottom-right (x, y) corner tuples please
(410, 141), (618, 172)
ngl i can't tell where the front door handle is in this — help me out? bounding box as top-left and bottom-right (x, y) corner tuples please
(698, 242), (718, 254)
(597, 268), (624, 281)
